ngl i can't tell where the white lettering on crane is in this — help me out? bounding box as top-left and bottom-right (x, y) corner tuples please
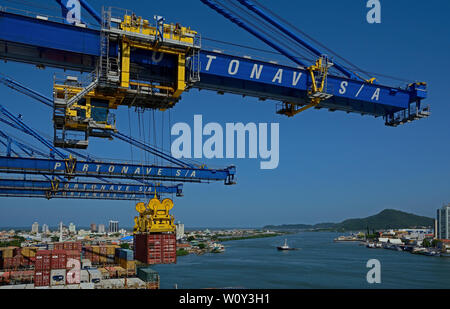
(292, 72), (302, 86)
(371, 88), (381, 101)
(339, 81), (348, 95)
(205, 55), (216, 71)
(355, 84), (365, 98)
(228, 60), (240, 75)
(272, 69), (283, 83)
(250, 64), (264, 80)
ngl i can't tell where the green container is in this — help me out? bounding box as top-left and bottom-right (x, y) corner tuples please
(137, 267), (159, 283)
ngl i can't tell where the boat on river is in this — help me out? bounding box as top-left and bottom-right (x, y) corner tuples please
(277, 239), (298, 251)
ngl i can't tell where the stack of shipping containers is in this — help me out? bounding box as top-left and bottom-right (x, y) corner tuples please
(137, 266), (160, 289)
(82, 245), (119, 266)
(0, 247), (16, 270)
(34, 250), (51, 287)
(134, 233), (176, 265)
(115, 248), (136, 276)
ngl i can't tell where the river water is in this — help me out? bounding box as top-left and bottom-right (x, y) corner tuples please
(153, 232), (450, 289)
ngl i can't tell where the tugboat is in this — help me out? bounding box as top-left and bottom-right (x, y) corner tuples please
(277, 239), (298, 251)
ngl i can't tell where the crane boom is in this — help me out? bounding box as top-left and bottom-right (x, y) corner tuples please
(0, 8), (428, 127)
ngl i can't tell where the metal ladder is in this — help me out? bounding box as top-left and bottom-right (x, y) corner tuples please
(189, 49), (201, 84)
(99, 7), (120, 87)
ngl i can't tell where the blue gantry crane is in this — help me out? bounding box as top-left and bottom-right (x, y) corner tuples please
(0, 0), (430, 147)
(0, 75), (235, 200)
(0, 0), (430, 201)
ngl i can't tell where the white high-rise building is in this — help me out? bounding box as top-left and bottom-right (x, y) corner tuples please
(109, 221), (119, 233)
(42, 224), (49, 235)
(176, 222), (185, 240)
(31, 222), (39, 234)
(98, 224), (106, 234)
(437, 204), (450, 240)
(69, 223), (76, 234)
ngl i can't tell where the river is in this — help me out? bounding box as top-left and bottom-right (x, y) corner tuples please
(153, 232), (450, 289)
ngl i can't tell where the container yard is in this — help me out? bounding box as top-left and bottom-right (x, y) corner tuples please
(0, 241), (161, 289)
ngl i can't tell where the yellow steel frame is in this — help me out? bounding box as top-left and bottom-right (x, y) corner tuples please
(120, 38), (187, 100)
(54, 84), (121, 132)
(121, 15), (197, 45)
(279, 57), (331, 117)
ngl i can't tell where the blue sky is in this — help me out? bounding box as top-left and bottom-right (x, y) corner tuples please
(0, 0), (448, 228)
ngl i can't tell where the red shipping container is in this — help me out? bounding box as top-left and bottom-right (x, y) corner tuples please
(134, 233), (177, 265)
(34, 270), (50, 287)
(35, 250), (51, 271)
(65, 250), (81, 269)
(91, 254), (99, 264)
(2, 257), (13, 270)
(73, 242), (82, 251)
(12, 255), (23, 268)
(51, 250), (67, 269)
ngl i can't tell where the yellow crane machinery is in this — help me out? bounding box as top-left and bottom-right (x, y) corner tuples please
(277, 56), (334, 117)
(52, 8), (201, 149)
(53, 75), (121, 149)
(134, 195), (176, 234)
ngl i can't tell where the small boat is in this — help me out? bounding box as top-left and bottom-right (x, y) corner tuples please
(366, 242), (376, 248)
(277, 239), (298, 251)
(424, 250), (441, 257)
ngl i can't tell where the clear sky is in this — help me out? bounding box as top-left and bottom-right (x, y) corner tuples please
(0, 0), (448, 228)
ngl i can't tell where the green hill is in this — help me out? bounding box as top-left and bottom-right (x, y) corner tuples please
(263, 209), (434, 231)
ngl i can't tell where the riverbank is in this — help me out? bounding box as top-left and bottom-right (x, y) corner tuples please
(218, 232), (288, 242)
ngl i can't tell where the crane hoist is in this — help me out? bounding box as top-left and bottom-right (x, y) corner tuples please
(277, 55), (334, 117)
(133, 195), (176, 234)
(52, 7), (201, 149)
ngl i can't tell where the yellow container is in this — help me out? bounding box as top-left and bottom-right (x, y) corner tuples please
(119, 259), (136, 271)
(106, 246), (115, 256)
(115, 267), (126, 277)
(21, 247), (37, 258)
(0, 247), (16, 258)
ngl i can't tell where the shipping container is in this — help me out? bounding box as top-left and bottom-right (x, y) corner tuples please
(117, 249), (134, 261)
(80, 269), (89, 283)
(66, 267), (81, 285)
(98, 268), (110, 280)
(21, 247), (38, 258)
(137, 267), (159, 283)
(35, 251), (51, 271)
(34, 270), (50, 287)
(80, 282), (95, 289)
(115, 267), (127, 278)
(87, 269), (101, 284)
(51, 250), (67, 270)
(134, 233), (177, 265)
(0, 247), (16, 259)
(50, 269), (66, 286)
(82, 259), (92, 269)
